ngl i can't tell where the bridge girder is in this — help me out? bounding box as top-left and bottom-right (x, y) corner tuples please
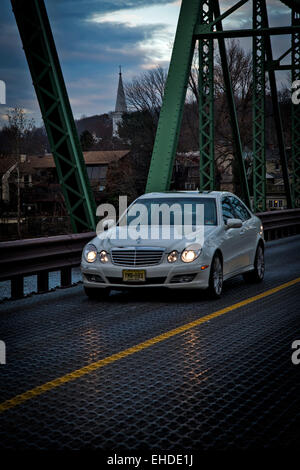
(146, 0), (300, 211)
(11, 0), (300, 229)
(292, 9), (300, 207)
(11, 0), (96, 232)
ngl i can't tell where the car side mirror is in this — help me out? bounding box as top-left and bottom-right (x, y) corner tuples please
(102, 219), (115, 231)
(226, 218), (243, 229)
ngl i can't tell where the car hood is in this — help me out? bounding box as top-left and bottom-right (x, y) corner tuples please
(90, 225), (217, 251)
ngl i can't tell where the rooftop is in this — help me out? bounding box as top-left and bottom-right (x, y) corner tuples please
(0, 150), (130, 173)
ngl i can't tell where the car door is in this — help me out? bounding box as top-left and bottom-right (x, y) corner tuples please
(220, 196), (245, 275)
(230, 196), (256, 267)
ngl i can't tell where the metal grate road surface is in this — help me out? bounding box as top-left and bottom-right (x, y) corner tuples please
(0, 236), (299, 450)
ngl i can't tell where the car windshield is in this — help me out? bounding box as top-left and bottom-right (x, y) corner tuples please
(119, 197), (217, 227)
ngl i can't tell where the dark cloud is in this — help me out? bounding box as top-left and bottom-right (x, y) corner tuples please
(47, 0), (174, 17)
(0, 0), (293, 128)
(54, 20), (169, 117)
(0, 0), (172, 123)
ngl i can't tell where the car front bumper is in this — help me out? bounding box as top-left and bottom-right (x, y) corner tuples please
(81, 259), (211, 290)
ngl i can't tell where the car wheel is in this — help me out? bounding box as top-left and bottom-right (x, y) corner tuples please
(243, 244), (265, 283)
(208, 254), (223, 299)
(84, 286), (111, 299)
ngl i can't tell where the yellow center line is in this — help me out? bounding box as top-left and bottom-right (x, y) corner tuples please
(1, 277), (299, 414)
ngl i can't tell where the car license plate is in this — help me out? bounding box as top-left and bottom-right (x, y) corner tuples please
(123, 270), (146, 282)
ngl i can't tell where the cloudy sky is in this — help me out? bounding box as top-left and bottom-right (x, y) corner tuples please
(0, 0), (292, 128)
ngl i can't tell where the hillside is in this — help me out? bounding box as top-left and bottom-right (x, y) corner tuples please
(75, 113), (112, 139)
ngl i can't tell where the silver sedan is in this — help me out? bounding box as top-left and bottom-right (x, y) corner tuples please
(81, 191), (265, 299)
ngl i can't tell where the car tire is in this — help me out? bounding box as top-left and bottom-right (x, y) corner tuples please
(243, 244), (265, 283)
(84, 286), (111, 299)
(208, 254), (223, 299)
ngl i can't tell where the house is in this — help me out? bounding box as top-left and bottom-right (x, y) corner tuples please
(173, 148), (234, 191)
(0, 150), (130, 214)
(25, 150), (130, 191)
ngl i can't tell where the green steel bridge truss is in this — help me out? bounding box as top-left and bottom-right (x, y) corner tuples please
(253, 0), (266, 212)
(11, 0), (96, 232)
(146, 0), (300, 211)
(11, 0), (300, 233)
(292, 9), (300, 207)
(198, 1), (214, 192)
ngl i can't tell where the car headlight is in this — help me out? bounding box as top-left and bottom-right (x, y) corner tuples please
(100, 250), (109, 263)
(181, 249), (200, 263)
(84, 244), (97, 263)
(167, 250), (178, 263)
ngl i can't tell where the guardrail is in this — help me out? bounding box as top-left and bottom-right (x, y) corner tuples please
(258, 208), (300, 241)
(0, 209), (299, 299)
(0, 232), (94, 299)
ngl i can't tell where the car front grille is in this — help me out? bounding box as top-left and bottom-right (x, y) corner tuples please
(111, 248), (164, 266)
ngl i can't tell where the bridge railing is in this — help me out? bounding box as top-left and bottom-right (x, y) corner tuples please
(0, 209), (299, 299)
(258, 208), (300, 241)
(0, 232), (94, 299)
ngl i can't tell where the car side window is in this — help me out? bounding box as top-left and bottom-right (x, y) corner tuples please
(222, 197), (236, 224)
(230, 197), (251, 222)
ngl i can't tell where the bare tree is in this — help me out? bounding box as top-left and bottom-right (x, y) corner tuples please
(188, 45), (200, 104)
(189, 40), (253, 187)
(125, 66), (167, 117)
(214, 39), (252, 100)
(6, 107), (35, 238)
(124, 41), (254, 193)
(215, 39), (253, 147)
(7, 107), (35, 151)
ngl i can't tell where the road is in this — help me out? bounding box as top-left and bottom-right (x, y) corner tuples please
(0, 235), (300, 450)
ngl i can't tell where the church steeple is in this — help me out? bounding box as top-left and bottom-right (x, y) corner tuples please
(115, 66), (127, 113)
(112, 66), (127, 137)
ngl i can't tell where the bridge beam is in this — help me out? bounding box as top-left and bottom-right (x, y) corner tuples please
(292, 9), (300, 207)
(11, 0), (96, 232)
(212, 0), (251, 207)
(194, 25), (300, 39)
(199, 0), (214, 191)
(252, 0), (266, 212)
(146, 0), (201, 192)
(261, 0), (293, 209)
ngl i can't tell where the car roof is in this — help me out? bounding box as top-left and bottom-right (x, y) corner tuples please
(138, 191), (232, 200)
